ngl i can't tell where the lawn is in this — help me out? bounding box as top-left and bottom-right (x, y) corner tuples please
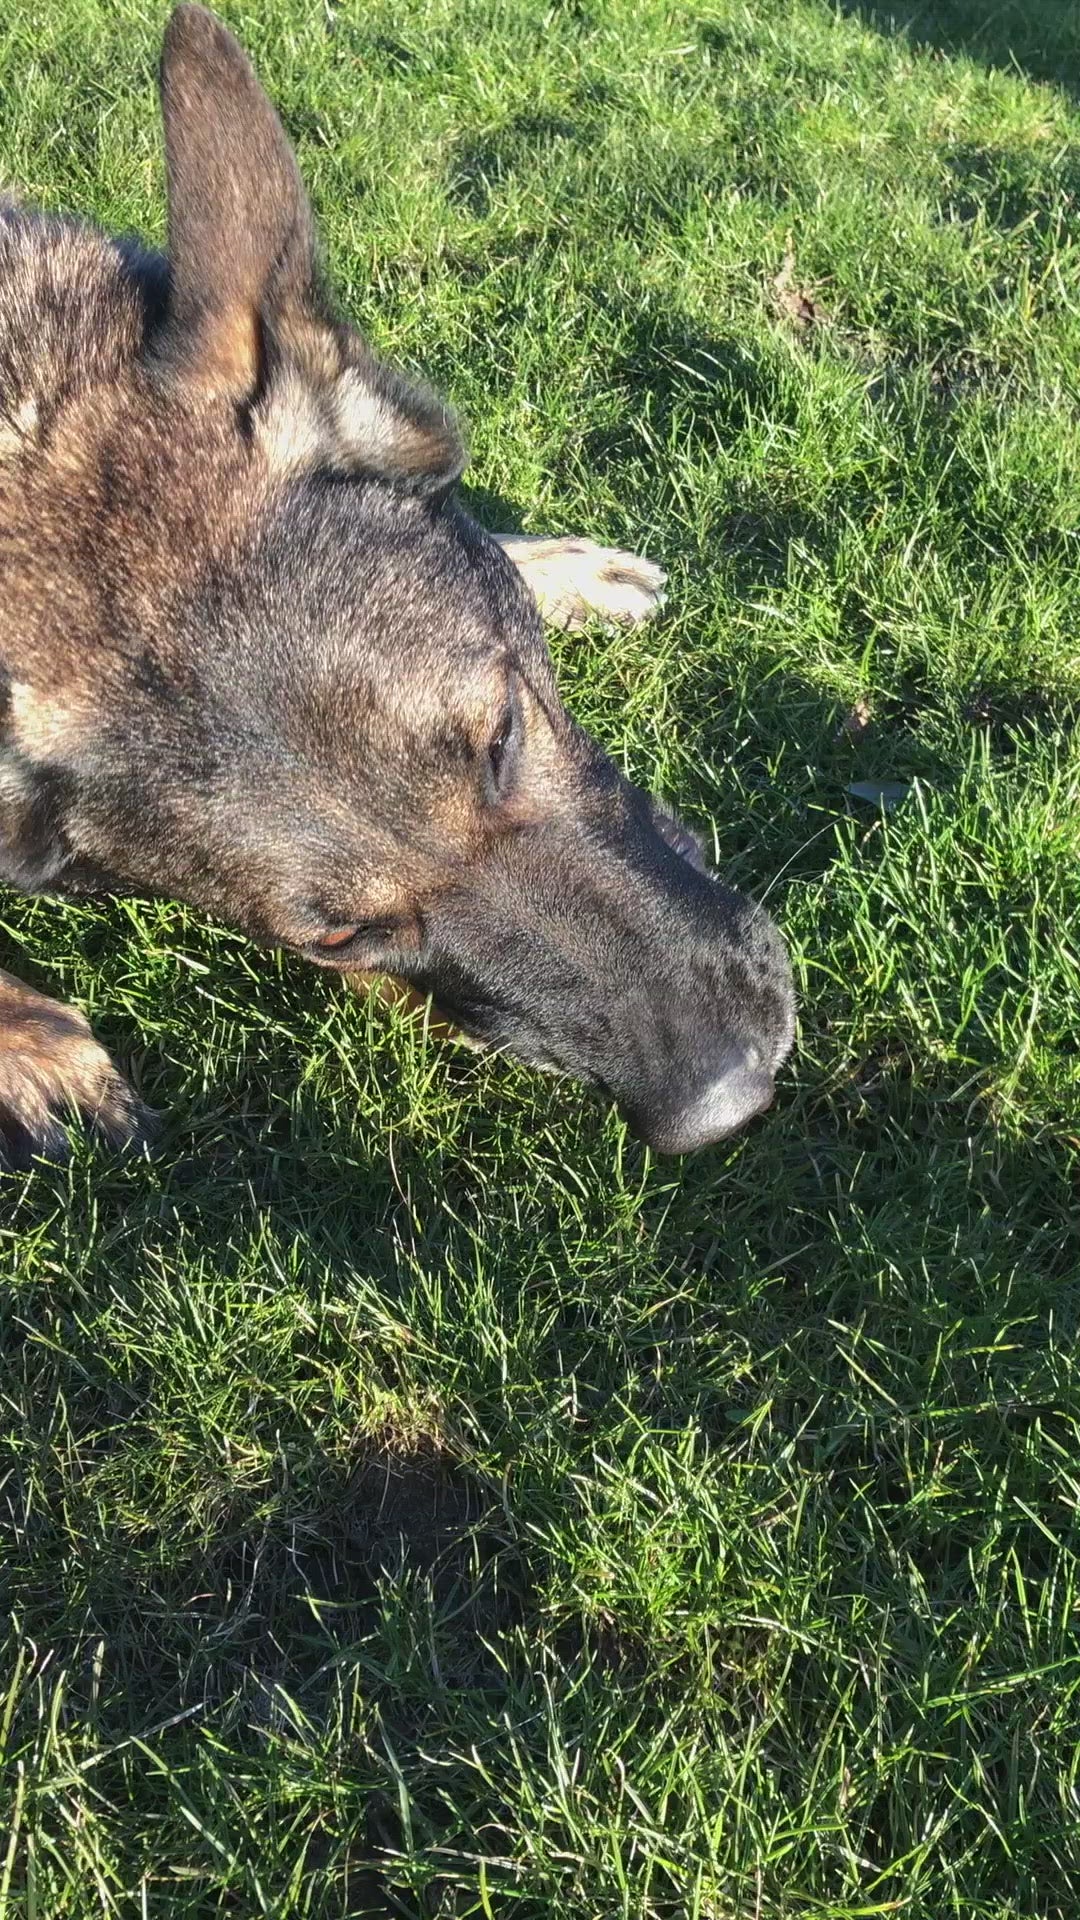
(2, 0), (1080, 1912)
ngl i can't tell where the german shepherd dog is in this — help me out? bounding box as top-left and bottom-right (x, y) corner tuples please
(0, 5), (794, 1162)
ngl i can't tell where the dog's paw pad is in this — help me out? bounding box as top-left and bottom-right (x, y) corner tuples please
(506, 536), (666, 631)
(579, 550), (667, 629)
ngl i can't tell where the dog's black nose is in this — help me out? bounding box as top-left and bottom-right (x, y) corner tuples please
(630, 1057), (775, 1154)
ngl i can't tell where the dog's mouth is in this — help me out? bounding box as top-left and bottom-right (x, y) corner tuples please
(650, 803), (709, 872)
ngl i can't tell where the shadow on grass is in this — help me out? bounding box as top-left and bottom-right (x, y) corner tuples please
(1, 867), (1077, 1905)
(939, 140), (1080, 238)
(835, 0), (1080, 100)
(448, 111), (587, 219)
(1, 1007), (1076, 1901)
(2, 271), (1079, 1903)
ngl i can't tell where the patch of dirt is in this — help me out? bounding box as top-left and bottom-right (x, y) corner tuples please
(186, 1435), (496, 1630)
(342, 1439), (479, 1574)
(838, 697), (873, 740)
(926, 348), (997, 401)
(865, 345), (1005, 411)
(961, 682), (1069, 747)
(772, 237), (829, 329)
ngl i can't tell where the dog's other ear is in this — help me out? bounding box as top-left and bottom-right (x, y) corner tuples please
(154, 5), (464, 494)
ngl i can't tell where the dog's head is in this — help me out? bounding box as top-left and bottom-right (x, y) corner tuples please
(1, 4), (794, 1152)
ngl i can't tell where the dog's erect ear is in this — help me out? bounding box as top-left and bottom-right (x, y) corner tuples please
(157, 4), (313, 397)
(154, 5), (465, 494)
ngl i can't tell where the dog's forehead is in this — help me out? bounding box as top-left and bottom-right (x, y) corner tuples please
(211, 481), (550, 735)
(289, 636), (505, 770)
(276, 481), (534, 619)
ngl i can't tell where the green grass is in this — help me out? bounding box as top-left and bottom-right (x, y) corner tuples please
(2, 0), (1080, 1912)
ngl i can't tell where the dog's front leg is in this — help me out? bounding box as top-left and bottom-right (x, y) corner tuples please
(495, 535), (665, 631)
(0, 966), (150, 1165)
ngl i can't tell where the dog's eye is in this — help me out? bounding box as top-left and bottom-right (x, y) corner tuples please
(487, 687), (519, 799)
(489, 717), (511, 781)
(305, 916), (421, 965)
(310, 924), (387, 960)
(317, 925), (362, 950)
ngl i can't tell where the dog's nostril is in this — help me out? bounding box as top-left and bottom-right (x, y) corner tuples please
(633, 1066), (774, 1154)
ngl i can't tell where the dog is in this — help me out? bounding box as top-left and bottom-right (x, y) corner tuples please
(0, 4), (794, 1163)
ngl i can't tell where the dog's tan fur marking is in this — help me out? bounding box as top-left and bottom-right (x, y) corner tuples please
(0, 398), (38, 461)
(253, 370), (326, 473)
(191, 304), (261, 399)
(7, 681), (94, 760)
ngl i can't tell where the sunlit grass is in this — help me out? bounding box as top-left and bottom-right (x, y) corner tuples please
(1, 0), (1079, 1913)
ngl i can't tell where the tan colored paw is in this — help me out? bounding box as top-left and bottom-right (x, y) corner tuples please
(0, 970), (152, 1166)
(497, 535), (666, 631)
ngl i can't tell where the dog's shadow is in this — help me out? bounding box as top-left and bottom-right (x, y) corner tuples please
(2, 936), (1076, 1900)
(457, 480), (531, 535)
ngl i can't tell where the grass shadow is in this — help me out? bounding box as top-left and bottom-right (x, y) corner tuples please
(1, 826), (1078, 1905)
(835, 0), (1080, 100)
(448, 111), (587, 219)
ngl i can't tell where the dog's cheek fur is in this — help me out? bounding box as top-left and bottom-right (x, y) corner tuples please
(0, 674), (75, 889)
(0, 751), (73, 890)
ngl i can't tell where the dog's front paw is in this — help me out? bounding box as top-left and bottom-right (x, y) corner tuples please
(497, 535), (666, 631)
(0, 970), (152, 1166)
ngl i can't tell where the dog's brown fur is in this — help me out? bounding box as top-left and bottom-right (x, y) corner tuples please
(0, 6), (793, 1162)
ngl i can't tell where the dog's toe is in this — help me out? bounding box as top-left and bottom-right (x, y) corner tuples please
(582, 552), (667, 629)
